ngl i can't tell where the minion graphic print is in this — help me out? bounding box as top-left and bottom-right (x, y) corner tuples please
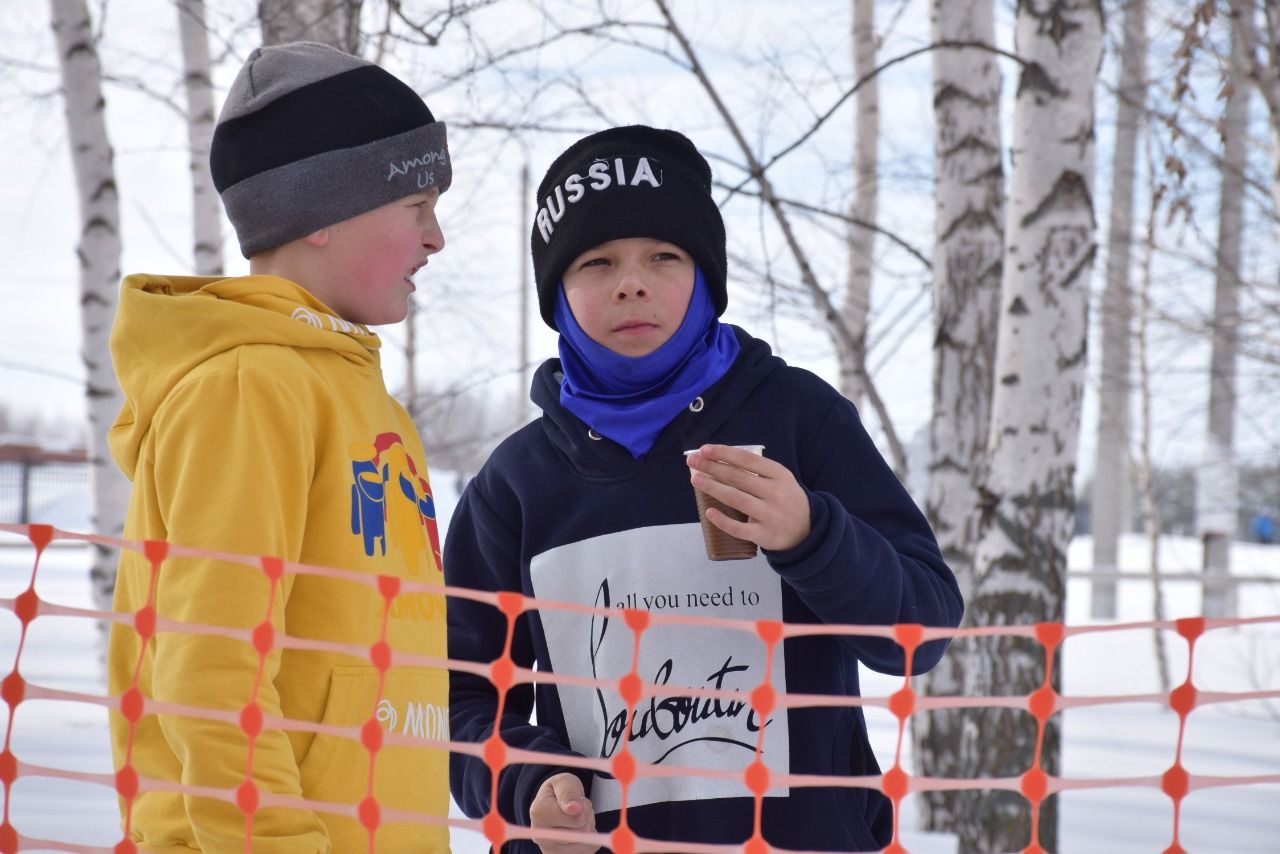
(351, 431), (443, 575)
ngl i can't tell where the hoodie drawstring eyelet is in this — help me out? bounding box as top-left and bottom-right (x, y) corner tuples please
(688, 396), (705, 413)
(587, 429), (603, 441)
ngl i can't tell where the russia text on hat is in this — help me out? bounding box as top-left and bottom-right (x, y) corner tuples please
(536, 156), (664, 243)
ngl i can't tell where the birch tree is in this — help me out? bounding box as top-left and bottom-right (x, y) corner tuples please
(177, 0), (222, 275)
(1198, 22), (1249, 617)
(49, 0), (129, 627)
(960, 1), (1103, 850)
(259, 0), (363, 52)
(1090, 0), (1146, 619)
(838, 0), (878, 408)
(1134, 126), (1172, 694)
(1225, 0), (1280, 210)
(913, 0), (1003, 832)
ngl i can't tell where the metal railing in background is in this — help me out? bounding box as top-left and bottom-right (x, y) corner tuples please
(0, 443), (89, 525)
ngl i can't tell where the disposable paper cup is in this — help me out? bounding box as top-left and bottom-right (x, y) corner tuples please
(685, 445), (765, 561)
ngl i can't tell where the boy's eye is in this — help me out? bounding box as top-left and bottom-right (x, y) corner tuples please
(580, 257), (608, 269)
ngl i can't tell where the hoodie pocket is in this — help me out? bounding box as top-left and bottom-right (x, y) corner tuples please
(297, 665), (450, 847)
(830, 709), (886, 851)
(296, 666), (377, 801)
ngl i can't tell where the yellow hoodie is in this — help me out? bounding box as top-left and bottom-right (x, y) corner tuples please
(107, 274), (450, 853)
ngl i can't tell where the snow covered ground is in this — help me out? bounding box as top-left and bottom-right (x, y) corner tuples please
(2, 492), (1278, 852)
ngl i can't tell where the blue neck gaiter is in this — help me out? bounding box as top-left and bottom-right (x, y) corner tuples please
(554, 267), (740, 458)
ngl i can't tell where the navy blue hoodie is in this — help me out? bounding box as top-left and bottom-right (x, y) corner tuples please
(445, 328), (963, 851)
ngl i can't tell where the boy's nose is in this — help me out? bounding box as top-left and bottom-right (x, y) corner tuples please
(614, 271), (648, 300)
(422, 214), (445, 255)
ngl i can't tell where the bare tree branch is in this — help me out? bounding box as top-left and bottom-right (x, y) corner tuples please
(723, 39), (1030, 200)
(717, 181), (933, 270)
(651, 0), (907, 474)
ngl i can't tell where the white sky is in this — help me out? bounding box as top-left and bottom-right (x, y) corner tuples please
(1, 0), (1278, 478)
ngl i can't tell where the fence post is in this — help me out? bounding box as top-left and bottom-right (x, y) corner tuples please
(18, 452), (33, 524)
(1201, 533), (1236, 617)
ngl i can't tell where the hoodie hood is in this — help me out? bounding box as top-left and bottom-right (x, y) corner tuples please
(529, 326), (781, 478)
(108, 273), (382, 478)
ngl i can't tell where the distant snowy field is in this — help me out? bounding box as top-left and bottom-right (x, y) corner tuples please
(2, 484), (1278, 852)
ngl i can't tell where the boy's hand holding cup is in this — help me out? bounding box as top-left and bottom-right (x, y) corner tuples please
(685, 444), (811, 559)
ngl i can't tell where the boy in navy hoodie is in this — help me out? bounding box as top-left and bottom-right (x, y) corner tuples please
(445, 125), (963, 852)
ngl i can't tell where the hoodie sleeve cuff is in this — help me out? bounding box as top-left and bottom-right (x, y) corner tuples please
(762, 488), (834, 572)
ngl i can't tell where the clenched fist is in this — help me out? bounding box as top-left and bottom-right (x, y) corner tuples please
(529, 772), (598, 854)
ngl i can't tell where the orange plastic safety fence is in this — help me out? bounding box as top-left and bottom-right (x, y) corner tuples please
(2, 522), (1279, 854)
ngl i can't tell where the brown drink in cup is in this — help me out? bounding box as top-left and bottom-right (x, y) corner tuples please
(686, 445), (764, 561)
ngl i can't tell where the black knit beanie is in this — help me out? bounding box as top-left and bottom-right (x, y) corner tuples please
(530, 125), (727, 330)
(211, 41), (451, 258)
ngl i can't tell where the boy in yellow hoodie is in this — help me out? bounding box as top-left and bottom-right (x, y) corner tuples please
(107, 42), (451, 853)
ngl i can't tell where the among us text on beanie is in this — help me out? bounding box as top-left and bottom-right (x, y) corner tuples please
(211, 41), (451, 258)
(530, 125), (727, 330)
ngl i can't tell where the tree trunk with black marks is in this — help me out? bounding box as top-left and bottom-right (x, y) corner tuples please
(959, 1), (1103, 850)
(258, 0), (363, 52)
(1090, 0), (1145, 618)
(1224, 0), (1280, 211)
(1198, 21), (1248, 617)
(837, 0), (877, 409)
(913, 0), (1003, 833)
(50, 0), (130, 649)
(177, 0), (222, 275)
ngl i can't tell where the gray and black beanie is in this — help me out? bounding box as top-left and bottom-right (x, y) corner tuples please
(530, 125), (727, 330)
(211, 41), (451, 258)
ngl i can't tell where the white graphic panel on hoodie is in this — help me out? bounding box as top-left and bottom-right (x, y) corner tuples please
(530, 522), (791, 813)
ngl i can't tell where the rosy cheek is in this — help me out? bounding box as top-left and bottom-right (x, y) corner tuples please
(583, 303), (606, 332)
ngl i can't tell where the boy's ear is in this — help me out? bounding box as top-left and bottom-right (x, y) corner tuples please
(303, 228), (330, 247)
